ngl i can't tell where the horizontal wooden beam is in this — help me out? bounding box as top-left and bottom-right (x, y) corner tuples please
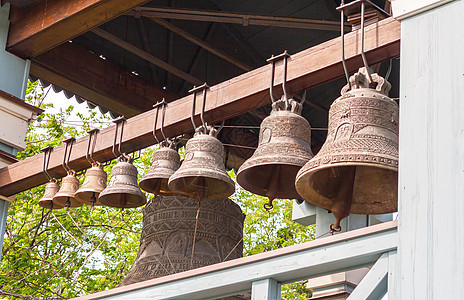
(0, 17), (400, 197)
(147, 17), (253, 72)
(91, 28), (203, 85)
(129, 7), (350, 31)
(30, 42), (177, 117)
(72, 221), (398, 299)
(6, 0), (150, 58)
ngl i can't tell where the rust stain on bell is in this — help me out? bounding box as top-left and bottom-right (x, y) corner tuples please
(295, 67), (398, 224)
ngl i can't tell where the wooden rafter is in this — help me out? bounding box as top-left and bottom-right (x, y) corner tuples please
(6, 0), (150, 58)
(30, 42), (177, 117)
(128, 7), (350, 31)
(0, 17), (401, 197)
(147, 17), (252, 72)
(91, 28), (203, 85)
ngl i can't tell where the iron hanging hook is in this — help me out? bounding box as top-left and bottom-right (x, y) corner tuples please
(189, 83), (209, 131)
(62, 137), (76, 173)
(339, 0), (351, 90)
(160, 98), (168, 141)
(267, 51), (291, 106)
(267, 55), (276, 103)
(41, 146), (53, 181)
(359, 0), (373, 84)
(152, 101), (164, 144)
(86, 129), (99, 165)
(112, 116), (127, 158)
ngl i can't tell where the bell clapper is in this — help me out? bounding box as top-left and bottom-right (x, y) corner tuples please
(49, 201), (53, 211)
(65, 197), (71, 212)
(330, 166), (357, 233)
(264, 198), (274, 212)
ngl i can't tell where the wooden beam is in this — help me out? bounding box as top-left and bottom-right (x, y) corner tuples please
(0, 17), (400, 196)
(148, 17), (252, 72)
(6, 0), (150, 58)
(129, 7), (350, 31)
(90, 28), (203, 85)
(30, 42), (177, 117)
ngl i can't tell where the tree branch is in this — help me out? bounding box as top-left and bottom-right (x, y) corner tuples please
(0, 289), (60, 300)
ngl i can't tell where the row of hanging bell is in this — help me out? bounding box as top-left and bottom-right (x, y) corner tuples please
(140, 125), (235, 201)
(295, 67), (398, 228)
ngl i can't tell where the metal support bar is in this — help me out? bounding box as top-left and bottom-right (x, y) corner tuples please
(347, 252), (389, 300)
(129, 7), (350, 31)
(91, 28), (203, 85)
(251, 278), (281, 300)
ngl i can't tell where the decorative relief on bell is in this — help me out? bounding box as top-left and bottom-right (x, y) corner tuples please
(120, 195), (245, 286)
(295, 67), (399, 228)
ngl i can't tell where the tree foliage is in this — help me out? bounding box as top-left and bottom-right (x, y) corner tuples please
(0, 81), (314, 299)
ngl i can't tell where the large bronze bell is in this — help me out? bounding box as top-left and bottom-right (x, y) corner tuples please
(168, 125), (235, 201)
(295, 68), (398, 228)
(99, 154), (146, 208)
(75, 162), (107, 206)
(120, 195), (245, 286)
(38, 179), (63, 209)
(237, 97), (313, 201)
(53, 170), (83, 208)
(139, 139), (180, 196)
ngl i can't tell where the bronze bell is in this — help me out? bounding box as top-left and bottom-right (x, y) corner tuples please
(53, 170), (83, 208)
(75, 162), (107, 206)
(139, 140), (181, 196)
(295, 68), (398, 228)
(237, 97), (314, 201)
(99, 154), (146, 208)
(39, 179), (63, 209)
(168, 125), (235, 201)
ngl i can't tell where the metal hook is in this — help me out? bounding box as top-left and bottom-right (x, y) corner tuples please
(267, 51), (291, 105)
(360, 1), (373, 84)
(340, 0), (351, 90)
(300, 90), (308, 106)
(112, 116), (127, 158)
(268, 55), (276, 103)
(189, 83), (209, 131)
(41, 146), (53, 181)
(153, 101), (165, 144)
(160, 98), (168, 141)
(86, 129), (99, 165)
(62, 137), (75, 173)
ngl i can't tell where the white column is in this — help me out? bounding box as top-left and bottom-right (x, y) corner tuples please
(251, 278), (281, 300)
(396, 0), (464, 298)
(0, 3), (32, 260)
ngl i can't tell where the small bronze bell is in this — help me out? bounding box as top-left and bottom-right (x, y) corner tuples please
(237, 97), (313, 201)
(38, 179), (63, 209)
(99, 154), (146, 208)
(53, 170), (83, 209)
(168, 125), (235, 201)
(75, 162), (107, 206)
(295, 68), (398, 228)
(139, 140), (181, 196)
(237, 51), (313, 205)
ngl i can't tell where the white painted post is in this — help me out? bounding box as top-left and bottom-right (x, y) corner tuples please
(393, 0), (464, 298)
(251, 278), (281, 300)
(0, 3), (32, 261)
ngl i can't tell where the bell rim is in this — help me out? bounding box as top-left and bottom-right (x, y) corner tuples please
(38, 199), (64, 209)
(168, 175), (235, 200)
(98, 194), (147, 208)
(52, 196), (84, 207)
(295, 164), (398, 215)
(74, 190), (104, 206)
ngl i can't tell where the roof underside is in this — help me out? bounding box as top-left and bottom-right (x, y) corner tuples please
(7, 0), (399, 168)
